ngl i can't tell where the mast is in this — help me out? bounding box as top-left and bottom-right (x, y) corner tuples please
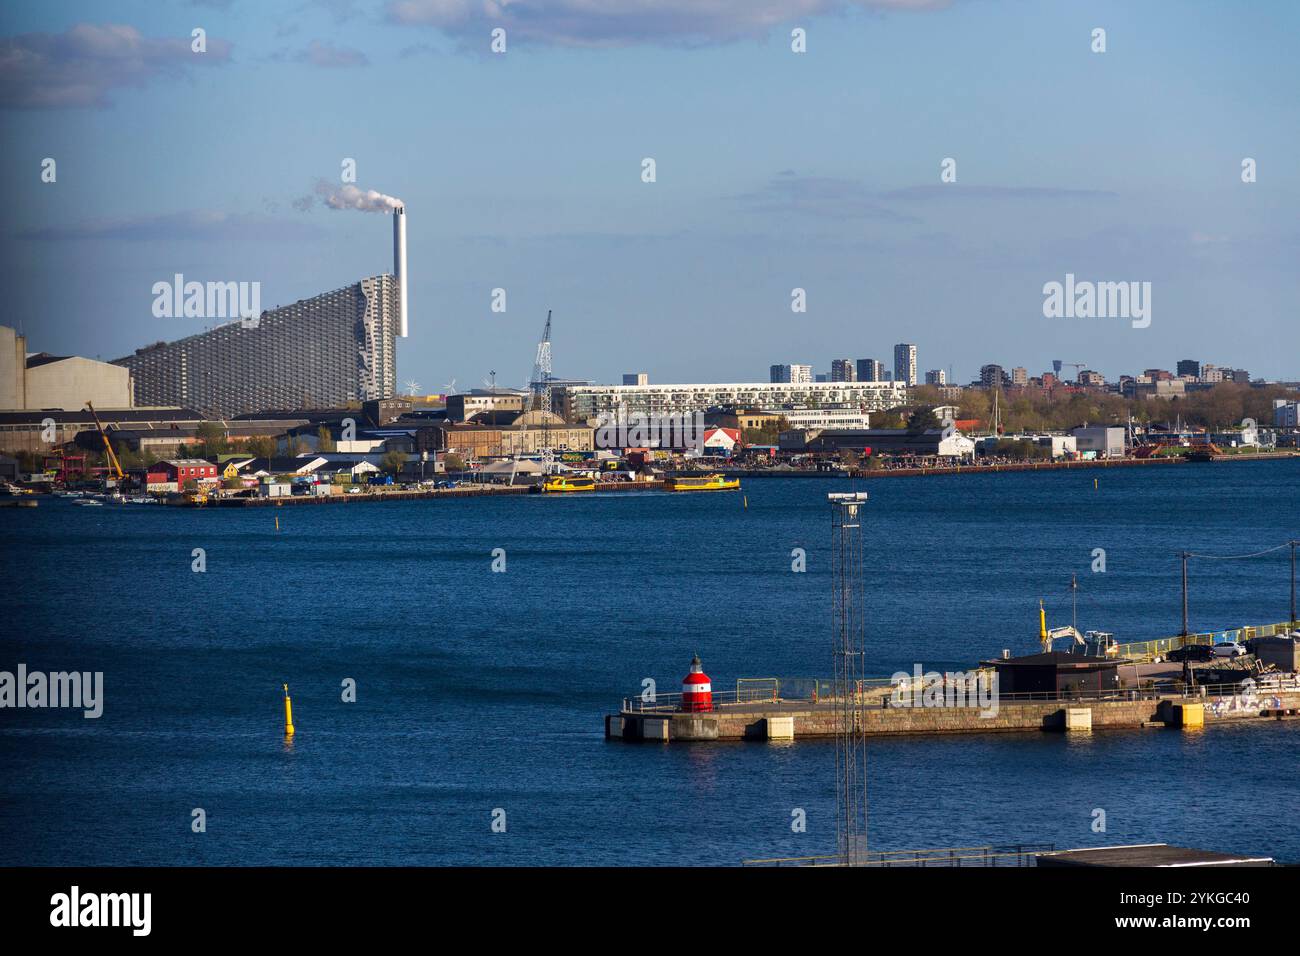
(1290, 540), (1296, 627)
(1071, 573), (1078, 632)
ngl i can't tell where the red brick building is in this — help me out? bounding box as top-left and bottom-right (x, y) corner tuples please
(146, 459), (218, 491)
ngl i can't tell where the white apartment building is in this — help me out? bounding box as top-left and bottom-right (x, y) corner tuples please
(779, 407), (873, 430)
(560, 381), (908, 421)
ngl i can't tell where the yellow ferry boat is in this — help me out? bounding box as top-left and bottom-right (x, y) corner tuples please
(664, 473), (740, 492)
(541, 475), (597, 493)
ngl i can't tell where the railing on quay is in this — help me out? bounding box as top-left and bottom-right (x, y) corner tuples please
(1115, 620), (1296, 662)
(620, 676), (1299, 715)
(742, 843), (1056, 867)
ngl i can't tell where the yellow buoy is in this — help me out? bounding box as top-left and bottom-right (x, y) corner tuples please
(282, 683), (295, 737)
(1094, 478), (1098, 490)
(275, 514), (280, 531)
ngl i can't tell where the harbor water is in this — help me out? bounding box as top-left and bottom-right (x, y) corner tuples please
(2, 461), (1298, 865)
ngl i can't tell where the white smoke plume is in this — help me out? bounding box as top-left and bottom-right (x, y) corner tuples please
(298, 180), (404, 212)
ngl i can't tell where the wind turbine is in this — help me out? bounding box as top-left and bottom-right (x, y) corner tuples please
(404, 379), (421, 397)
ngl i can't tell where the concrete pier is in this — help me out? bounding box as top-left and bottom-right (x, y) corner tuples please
(606, 690), (1300, 742)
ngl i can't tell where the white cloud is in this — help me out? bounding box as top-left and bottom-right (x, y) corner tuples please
(0, 23), (232, 110)
(385, 0), (951, 47)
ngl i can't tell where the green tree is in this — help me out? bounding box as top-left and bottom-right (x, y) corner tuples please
(906, 407), (941, 433)
(444, 452), (465, 473)
(381, 449), (408, 475)
(195, 420), (229, 456)
(317, 425), (336, 453)
(243, 436), (276, 459)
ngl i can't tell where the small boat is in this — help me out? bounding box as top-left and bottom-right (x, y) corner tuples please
(74, 498), (104, 507)
(541, 475), (597, 493)
(664, 473), (740, 492)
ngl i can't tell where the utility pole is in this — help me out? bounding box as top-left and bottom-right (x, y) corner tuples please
(1180, 551), (1189, 637)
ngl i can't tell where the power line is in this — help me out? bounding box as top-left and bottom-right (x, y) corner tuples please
(1183, 540), (1296, 561)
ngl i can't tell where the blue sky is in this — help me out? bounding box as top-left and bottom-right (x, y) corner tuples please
(2, 0), (1296, 391)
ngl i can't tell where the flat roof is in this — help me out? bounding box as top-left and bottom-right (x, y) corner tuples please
(1037, 844), (1274, 867)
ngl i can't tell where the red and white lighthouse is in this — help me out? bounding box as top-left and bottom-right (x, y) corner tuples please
(681, 654), (713, 713)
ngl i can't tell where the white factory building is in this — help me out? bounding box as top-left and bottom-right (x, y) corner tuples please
(1, 326), (133, 411)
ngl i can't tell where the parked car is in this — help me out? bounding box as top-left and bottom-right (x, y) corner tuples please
(1212, 641), (1248, 658)
(1167, 644), (1215, 663)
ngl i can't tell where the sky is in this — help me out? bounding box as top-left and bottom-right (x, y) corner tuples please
(1, 0), (1297, 392)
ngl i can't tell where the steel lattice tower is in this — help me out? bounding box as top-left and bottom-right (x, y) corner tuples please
(829, 492), (869, 865)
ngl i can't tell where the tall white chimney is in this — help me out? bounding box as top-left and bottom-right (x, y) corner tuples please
(393, 205), (408, 337)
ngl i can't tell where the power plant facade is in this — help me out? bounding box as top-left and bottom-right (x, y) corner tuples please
(113, 205), (409, 418)
(112, 274), (400, 418)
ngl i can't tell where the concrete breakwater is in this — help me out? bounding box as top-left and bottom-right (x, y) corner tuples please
(607, 692), (1300, 742)
(708, 452), (1296, 481)
(711, 457), (1185, 481)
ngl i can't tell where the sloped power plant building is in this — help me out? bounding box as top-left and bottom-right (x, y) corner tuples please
(113, 208), (409, 419)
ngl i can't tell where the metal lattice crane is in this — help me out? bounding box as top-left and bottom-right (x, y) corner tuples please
(529, 310), (555, 472)
(529, 310), (553, 413)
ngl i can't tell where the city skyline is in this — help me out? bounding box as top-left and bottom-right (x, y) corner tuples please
(2, 1), (1298, 395)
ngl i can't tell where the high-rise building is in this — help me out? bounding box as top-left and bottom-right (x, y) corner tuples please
(622, 372), (649, 386)
(113, 275), (400, 418)
(979, 364), (1007, 389)
(1176, 359), (1200, 379)
(856, 358), (883, 382)
(893, 343), (917, 387)
(769, 363), (812, 384)
(1011, 367), (1028, 386)
(830, 359), (856, 382)
(924, 369), (946, 386)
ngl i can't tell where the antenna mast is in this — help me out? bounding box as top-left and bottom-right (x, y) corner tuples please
(829, 491), (869, 865)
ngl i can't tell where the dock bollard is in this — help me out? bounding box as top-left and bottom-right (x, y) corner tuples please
(282, 683), (295, 736)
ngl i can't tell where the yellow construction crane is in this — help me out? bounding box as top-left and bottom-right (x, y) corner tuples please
(85, 401), (125, 482)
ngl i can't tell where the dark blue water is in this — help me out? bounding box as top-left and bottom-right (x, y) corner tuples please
(2, 461), (1298, 865)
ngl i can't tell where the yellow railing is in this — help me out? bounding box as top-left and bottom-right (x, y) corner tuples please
(1115, 621), (1295, 662)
